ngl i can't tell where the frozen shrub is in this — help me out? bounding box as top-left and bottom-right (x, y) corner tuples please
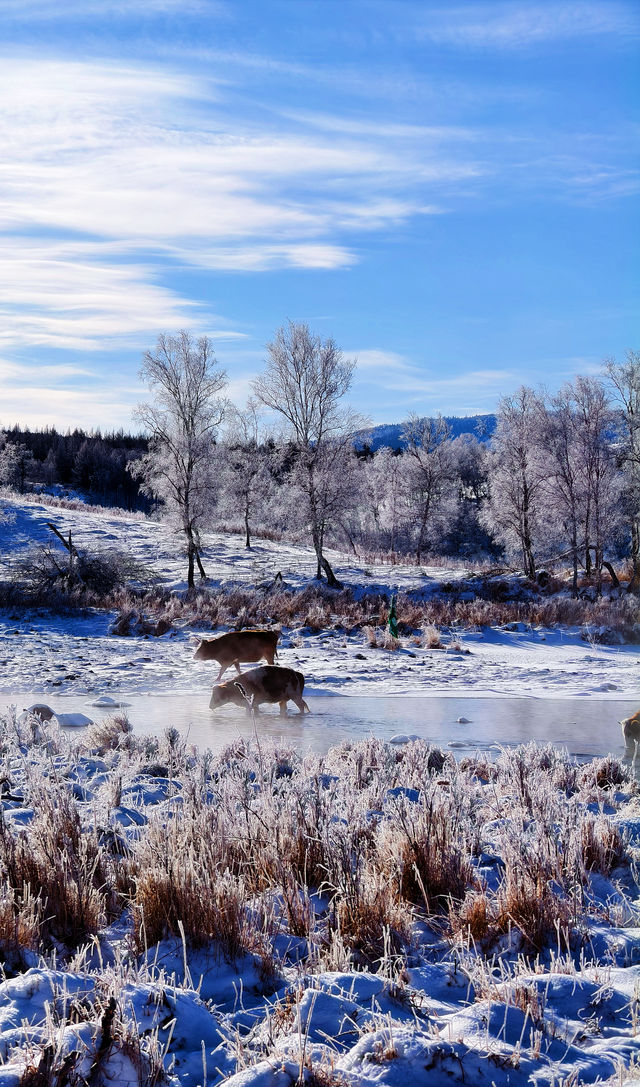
(362, 624), (380, 648)
(110, 609), (172, 637)
(579, 813), (626, 876)
(422, 624), (443, 649)
(451, 890), (493, 943)
(0, 881), (43, 967)
(0, 786), (118, 948)
(331, 868), (412, 968)
(379, 785), (474, 911)
(86, 712), (134, 754)
(578, 754), (630, 792)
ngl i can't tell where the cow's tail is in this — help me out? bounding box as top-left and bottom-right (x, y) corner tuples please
(302, 699), (310, 713)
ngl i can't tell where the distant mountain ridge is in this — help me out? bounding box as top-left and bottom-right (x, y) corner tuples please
(355, 414), (496, 451)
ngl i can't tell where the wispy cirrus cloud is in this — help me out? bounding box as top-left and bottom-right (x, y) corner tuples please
(351, 350), (414, 372)
(416, 2), (639, 48)
(353, 355), (516, 417)
(0, 0), (226, 19)
(0, 56), (466, 357)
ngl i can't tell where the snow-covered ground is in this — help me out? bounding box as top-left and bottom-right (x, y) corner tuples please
(0, 495), (639, 706)
(1, 496), (640, 1087)
(0, 722), (637, 1087)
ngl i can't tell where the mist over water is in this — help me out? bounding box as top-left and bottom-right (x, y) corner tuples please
(21, 693), (636, 766)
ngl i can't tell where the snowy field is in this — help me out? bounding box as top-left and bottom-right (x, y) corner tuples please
(0, 495), (639, 709)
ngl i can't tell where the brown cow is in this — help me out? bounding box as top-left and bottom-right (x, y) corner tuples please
(621, 709), (640, 748)
(209, 665), (309, 715)
(194, 629), (279, 681)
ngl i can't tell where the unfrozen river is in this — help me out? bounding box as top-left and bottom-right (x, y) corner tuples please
(8, 692), (635, 765)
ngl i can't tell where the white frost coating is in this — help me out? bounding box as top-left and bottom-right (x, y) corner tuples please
(53, 712), (93, 727)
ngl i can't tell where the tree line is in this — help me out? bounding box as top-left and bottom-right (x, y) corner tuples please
(2, 327), (638, 595)
(0, 426), (149, 510)
(131, 326), (639, 595)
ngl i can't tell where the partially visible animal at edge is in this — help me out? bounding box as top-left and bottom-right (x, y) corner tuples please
(209, 665), (309, 715)
(193, 629), (279, 681)
(23, 704), (55, 721)
(621, 709), (640, 748)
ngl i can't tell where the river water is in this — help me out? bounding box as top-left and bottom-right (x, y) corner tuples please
(15, 692), (635, 766)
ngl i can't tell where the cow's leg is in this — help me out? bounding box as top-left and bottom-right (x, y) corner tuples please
(234, 661), (242, 675)
(216, 664), (225, 682)
(293, 697), (309, 714)
(279, 700), (288, 716)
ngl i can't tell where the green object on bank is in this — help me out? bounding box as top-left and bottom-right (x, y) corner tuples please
(388, 594), (398, 639)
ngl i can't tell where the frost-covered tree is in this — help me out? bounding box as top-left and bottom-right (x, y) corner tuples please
(360, 447), (409, 557)
(444, 435), (492, 558)
(401, 415), (456, 563)
(219, 400), (275, 549)
(542, 386), (586, 596)
(131, 331), (227, 589)
(571, 375), (622, 592)
(485, 387), (547, 579)
(253, 321), (364, 586)
(606, 350), (640, 593)
(0, 433), (34, 493)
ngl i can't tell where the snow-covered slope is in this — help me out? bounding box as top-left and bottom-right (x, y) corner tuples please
(0, 494), (638, 706)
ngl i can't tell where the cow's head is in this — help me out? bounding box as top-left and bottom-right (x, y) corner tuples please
(193, 640), (208, 660)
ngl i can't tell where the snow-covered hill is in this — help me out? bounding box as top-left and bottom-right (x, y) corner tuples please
(355, 414), (496, 451)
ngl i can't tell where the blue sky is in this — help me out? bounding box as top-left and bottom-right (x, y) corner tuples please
(1, 0), (638, 431)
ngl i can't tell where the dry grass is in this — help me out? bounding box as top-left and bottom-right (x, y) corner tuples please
(0, 785), (119, 949)
(0, 715), (635, 971)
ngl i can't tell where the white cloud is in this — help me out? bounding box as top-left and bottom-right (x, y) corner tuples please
(0, 360), (95, 381)
(352, 350), (413, 372)
(0, 0), (225, 19)
(0, 55), (471, 355)
(384, 368), (515, 394)
(0, 379), (142, 431)
(0, 58), (445, 248)
(356, 364), (515, 397)
(0, 240), (202, 350)
(417, 3), (639, 48)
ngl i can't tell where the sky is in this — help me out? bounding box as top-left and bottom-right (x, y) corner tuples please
(1, 0), (638, 432)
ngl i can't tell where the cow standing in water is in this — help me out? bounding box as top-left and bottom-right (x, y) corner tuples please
(622, 709), (640, 749)
(209, 665), (309, 715)
(193, 629), (279, 681)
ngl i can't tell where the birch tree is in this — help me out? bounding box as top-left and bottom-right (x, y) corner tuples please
(543, 386), (585, 596)
(401, 415), (455, 563)
(131, 330), (227, 589)
(485, 387), (546, 579)
(572, 375), (621, 593)
(219, 400), (275, 549)
(606, 350), (640, 593)
(253, 321), (363, 586)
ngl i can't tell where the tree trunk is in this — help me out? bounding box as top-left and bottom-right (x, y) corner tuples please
(245, 509), (251, 549)
(312, 531), (323, 580)
(320, 554), (342, 589)
(600, 560), (620, 589)
(195, 547), (207, 580)
(629, 520), (640, 593)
